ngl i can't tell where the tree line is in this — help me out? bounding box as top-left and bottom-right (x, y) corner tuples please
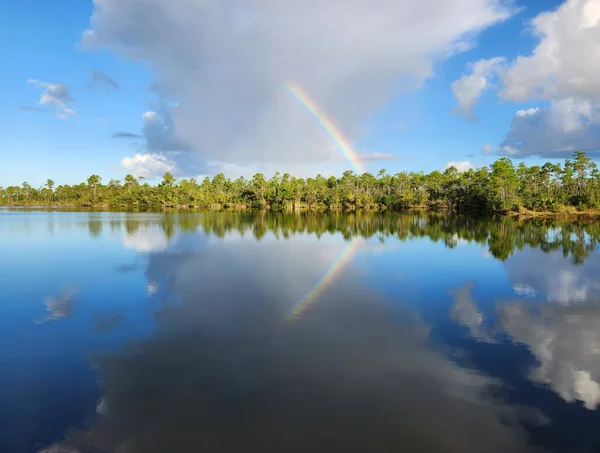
(2, 151), (599, 214)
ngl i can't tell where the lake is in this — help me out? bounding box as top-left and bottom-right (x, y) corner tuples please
(2, 209), (600, 453)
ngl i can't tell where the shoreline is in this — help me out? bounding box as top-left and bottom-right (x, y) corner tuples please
(2, 204), (600, 219)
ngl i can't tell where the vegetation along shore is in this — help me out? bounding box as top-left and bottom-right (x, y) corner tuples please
(2, 151), (600, 215)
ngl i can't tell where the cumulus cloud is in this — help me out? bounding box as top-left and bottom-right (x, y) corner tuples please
(482, 144), (493, 155)
(499, 98), (600, 157)
(121, 153), (174, 178)
(122, 109), (398, 178)
(89, 69), (119, 91)
(458, 0), (600, 157)
(83, 0), (511, 170)
(121, 152), (208, 179)
(443, 160), (474, 172)
(26, 79), (76, 119)
(120, 110), (212, 178)
(452, 57), (506, 120)
(500, 0), (600, 103)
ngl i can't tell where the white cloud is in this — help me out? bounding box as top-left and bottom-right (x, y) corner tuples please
(452, 57), (506, 120)
(516, 107), (539, 117)
(120, 111), (213, 179)
(121, 151), (209, 179)
(500, 98), (600, 157)
(456, 0), (600, 157)
(27, 79), (76, 119)
(443, 160), (473, 172)
(121, 153), (176, 179)
(500, 144), (520, 156)
(83, 0), (511, 171)
(482, 144), (493, 155)
(501, 0), (600, 103)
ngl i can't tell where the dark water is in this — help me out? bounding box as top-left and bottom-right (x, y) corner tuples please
(2, 209), (600, 453)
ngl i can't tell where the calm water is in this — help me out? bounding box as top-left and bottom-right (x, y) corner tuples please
(2, 209), (600, 453)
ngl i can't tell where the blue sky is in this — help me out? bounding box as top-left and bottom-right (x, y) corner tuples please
(2, 0), (598, 187)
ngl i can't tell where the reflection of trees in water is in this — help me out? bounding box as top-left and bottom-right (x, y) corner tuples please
(103, 212), (600, 264)
(87, 220), (103, 238)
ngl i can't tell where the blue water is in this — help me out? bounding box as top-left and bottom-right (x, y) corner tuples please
(2, 209), (600, 453)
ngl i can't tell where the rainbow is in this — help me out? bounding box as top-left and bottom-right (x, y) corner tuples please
(288, 238), (361, 320)
(285, 82), (364, 175)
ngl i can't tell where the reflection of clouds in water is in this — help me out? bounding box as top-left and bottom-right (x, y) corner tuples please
(42, 236), (541, 453)
(505, 249), (600, 304)
(38, 446), (77, 453)
(498, 302), (600, 410)
(96, 398), (107, 415)
(513, 284), (536, 298)
(451, 281), (600, 410)
(146, 281), (159, 296)
(144, 235), (345, 318)
(450, 283), (495, 343)
(451, 233), (471, 247)
(496, 248), (600, 408)
(35, 286), (78, 324)
(122, 225), (171, 252)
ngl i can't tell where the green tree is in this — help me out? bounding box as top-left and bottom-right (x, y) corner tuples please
(87, 174), (101, 201)
(46, 179), (55, 205)
(489, 158), (520, 211)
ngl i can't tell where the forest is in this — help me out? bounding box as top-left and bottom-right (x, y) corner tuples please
(1, 151), (600, 214)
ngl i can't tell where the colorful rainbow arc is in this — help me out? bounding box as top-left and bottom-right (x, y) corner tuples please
(287, 239), (361, 320)
(284, 82), (364, 320)
(285, 82), (364, 175)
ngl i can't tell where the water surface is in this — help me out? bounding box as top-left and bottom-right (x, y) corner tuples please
(2, 209), (600, 452)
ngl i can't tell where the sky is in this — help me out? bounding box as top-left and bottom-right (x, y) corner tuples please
(2, 0), (599, 187)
